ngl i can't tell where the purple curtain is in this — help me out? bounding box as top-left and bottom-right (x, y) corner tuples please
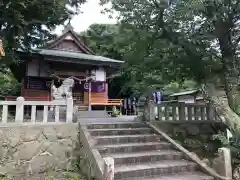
(74, 81), (105, 93)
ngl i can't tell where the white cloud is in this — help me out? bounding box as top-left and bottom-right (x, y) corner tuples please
(54, 0), (117, 35)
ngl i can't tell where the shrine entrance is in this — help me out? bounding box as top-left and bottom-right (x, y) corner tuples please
(51, 74), (87, 105)
(50, 74), (105, 106)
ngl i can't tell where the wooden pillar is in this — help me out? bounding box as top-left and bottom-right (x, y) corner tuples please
(50, 80), (54, 101)
(88, 81), (92, 111)
(105, 82), (108, 98)
(20, 78), (25, 97)
(84, 92), (89, 104)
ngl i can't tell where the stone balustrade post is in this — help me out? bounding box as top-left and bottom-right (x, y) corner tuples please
(1, 104), (8, 123)
(15, 96), (25, 123)
(66, 97), (73, 123)
(148, 100), (155, 121)
(207, 104), (215, 120)
(212, 147), (232, 179)
(103, 157), (114, 180)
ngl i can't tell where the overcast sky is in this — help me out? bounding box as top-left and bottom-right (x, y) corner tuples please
(55, 0), (117, 35)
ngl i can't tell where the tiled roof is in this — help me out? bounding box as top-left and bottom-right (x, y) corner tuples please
(37, 49), (124, 63)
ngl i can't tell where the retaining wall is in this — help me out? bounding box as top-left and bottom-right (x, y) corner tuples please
(153, 121), (227, 158)
(0, 123), (78, 177)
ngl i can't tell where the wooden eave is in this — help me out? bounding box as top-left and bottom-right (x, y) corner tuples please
(43, 55), (123, 67)
(11, 50), (122, 82)
(9, 51), (33, 82)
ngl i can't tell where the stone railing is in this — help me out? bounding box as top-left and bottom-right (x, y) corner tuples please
(148, 122), (232, 180)
(142, 101), (220, 122)
(78, 123), (114, 180)
(0, 96), (73, 124)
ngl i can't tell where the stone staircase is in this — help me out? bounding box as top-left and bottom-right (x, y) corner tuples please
(77, 105), (89, 111)
(86, 121), (214, 180)
(76, 110), (110, 118)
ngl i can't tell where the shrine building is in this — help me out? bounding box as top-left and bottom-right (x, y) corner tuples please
(8, 24), (123, 108)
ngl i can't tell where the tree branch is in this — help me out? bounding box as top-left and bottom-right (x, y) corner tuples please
(234, 36), (240, 50)
(232, 0), (240, 17)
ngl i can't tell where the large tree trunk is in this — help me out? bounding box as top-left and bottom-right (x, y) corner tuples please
(202, 83), (240, 134)
(217, 22), (240, 114)
(223, 77), (240, 113)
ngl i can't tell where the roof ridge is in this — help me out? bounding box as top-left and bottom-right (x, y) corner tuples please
(42, 29), (95, 54)
(30, 49), (124, 64)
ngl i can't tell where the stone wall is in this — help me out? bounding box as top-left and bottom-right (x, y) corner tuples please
(0, 123), (78, 177)
(153, 121), (227, 158)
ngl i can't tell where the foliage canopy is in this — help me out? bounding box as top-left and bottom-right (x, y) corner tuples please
(0, 0), (86, 70)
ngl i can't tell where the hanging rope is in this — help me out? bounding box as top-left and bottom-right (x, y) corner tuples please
(50, 73), (95, 84)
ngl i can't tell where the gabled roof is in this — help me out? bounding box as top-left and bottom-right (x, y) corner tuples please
(35, 49), (124, 64)
(15, 23), (124, 67)
(42, 24), (94, 54)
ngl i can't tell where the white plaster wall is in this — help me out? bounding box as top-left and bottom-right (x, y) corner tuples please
(178, 95), (195, 104)
(27, 60), (50, 77)
(27, 59), (38, 76)
(92, 68), (106, 81)
(39, 61), (50, 77)
(64, 35), (73, 40)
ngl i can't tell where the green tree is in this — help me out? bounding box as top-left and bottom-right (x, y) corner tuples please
(81, 23), (197, 97)
(0, 0), (86, 71)
(163, 80), (198, 94)
(80, 24), (122, 59)
(80, 23), (135, 97)
(0, 70), (20, 98)
(100, 0), (240, 133)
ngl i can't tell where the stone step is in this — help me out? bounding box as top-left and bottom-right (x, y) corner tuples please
(97, 142), (172, 154)
(114, 160), (197, 179)
(103, 150), (183, 165)
(77, 105), (88, 111)
(76, 110), (109, 118)
(88, 128), (153, 136)
(94, 134), (162, 145)
(87, 122), (148, 129)
(120, 171), (214, 180)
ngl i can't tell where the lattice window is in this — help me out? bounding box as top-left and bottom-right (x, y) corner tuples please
(73, 92), (84, 104)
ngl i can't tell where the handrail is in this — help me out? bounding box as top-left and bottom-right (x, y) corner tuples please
(0, 100), (66, 106)
(148, 122), (231, 180)
(148, 101), (220, 122)
(78, 124), (106, 180)
(90, 98), (123, 106)
(0, 97), (73, 123)
(5, 96), (49, 101)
